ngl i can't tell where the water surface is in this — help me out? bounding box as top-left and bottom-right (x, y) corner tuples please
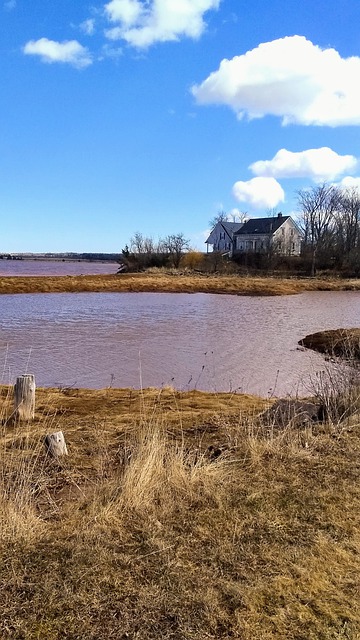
(0, 291), (359, 396)
(0, 259), (118, 277)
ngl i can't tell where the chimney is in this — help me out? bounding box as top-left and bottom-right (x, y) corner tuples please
(277, 213), (282, 218)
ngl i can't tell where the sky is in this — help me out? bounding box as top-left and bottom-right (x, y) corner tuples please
(1, 0), (360, 252)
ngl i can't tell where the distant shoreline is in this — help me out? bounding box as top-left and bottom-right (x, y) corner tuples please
(0, 253), (120, 264)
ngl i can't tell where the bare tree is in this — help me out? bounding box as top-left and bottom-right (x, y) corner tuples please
(130, 232), (157, 254)
(162, 233), (190, 268)
(297, 184), (341, 275)
(208, 210), (228, 228)
(130, 232), (145, 253)
(339, 187), (360, 255)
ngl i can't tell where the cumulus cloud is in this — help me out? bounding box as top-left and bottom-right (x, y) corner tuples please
(104, 0), (221, 48)
(192, 35), (360, 126)
(80, 18), (96, 35)
(23, 38), (92, 68)
(339, 176), (360, 190)
(232, 177), (285, 209)
(250, 147), (358, 182)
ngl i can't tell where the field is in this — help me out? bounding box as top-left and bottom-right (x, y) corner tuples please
(1, 383), (360, 639)
(1, 272), (360, 296)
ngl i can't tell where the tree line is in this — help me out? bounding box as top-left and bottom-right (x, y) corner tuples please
(298, 183), (360, 275)
(121, 232), (190, 270)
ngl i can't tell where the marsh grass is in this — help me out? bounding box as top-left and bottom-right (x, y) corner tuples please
(1, 272), (360, 296)
(0, 384), (360, 638)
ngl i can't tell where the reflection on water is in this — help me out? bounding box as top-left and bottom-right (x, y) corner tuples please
(0, 259), (118, 276)
(0, 291), (359, 396)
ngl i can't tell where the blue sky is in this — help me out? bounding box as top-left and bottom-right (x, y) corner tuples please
(1, 0), (360, 252)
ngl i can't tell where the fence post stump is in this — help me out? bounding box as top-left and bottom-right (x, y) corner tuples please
(45, 431), (68, 458)
(14, 374), (36, 420)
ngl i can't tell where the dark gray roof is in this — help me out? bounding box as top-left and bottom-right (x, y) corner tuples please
(205, 220), (243, 244)
(234, 216), (290, 236)
(221, 222), (243, 234)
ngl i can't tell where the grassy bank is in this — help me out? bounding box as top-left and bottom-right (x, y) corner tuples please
(1, 272), (360, 296)
(1, 385), (360, 638)
(300, 328), (360, 360)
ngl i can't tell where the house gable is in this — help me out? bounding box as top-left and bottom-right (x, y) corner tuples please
(206, 221), (243, 252)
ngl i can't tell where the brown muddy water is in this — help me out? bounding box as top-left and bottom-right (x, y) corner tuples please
(0, 291), (359, 396)
(0, 259), (118, 276)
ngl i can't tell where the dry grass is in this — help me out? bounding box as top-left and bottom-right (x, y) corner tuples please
(1, 385), (360, 639)
(300, 328), (360, 360)
(1, 272), (360, 296)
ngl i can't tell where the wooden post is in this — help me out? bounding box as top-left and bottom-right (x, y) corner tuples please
(14, 374), (36, 420)
(45, 431), (68, 458)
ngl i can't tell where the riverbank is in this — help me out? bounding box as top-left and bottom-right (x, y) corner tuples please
(1, 271), (360, 296)
(1, 384), (360, 638)
(300, 328), (360, 360)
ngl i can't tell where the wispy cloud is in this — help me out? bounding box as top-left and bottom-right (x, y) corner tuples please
(4, 0), (16, 10)
(100, 43), (123, 59)
(23, 38), (92, 68)
(80, 18), (96, 36)
(192, 35), (360, 126)
(104, 0), (221, 48)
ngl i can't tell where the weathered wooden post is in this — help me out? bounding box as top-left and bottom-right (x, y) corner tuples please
(14, 374), (36, 420)
(44, 431), (68, 458)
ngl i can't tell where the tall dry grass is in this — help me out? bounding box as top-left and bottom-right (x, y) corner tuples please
(0, 390), (47, 544)
(0, 383), (360, 638)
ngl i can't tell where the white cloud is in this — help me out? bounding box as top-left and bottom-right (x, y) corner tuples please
(104, 0), (221, 48)
(232, 177), (285, 210)
(339, 176), (360, 190)
(105, 0), (143, 26)
(100, 43), (123, 59)
(23, 38), (92, 68)
(80, 18), (96, 35)
(192, 35), (360, 126)
(250, 147), (358, 182)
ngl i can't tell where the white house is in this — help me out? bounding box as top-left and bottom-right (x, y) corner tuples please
(232, 214), (303, 256)
(205, 221), (243, 253)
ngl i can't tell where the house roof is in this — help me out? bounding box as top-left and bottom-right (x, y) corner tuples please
(205, 220), (243, 244)
(221, 222), (243, 235)
(234, 216), (290, 236)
